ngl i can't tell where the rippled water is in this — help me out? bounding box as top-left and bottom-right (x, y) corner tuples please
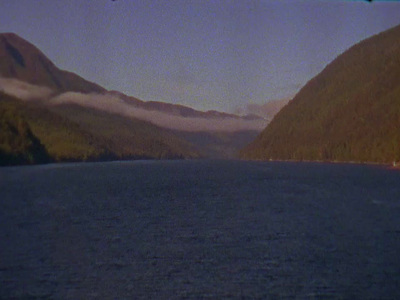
(1, 160), (400, 299)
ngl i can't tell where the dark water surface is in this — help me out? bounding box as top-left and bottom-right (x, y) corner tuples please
(1, 160), (400, 299)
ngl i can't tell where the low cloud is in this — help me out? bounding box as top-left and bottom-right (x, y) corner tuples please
(234, 97), (292, 119)
(0, 77), (54, 100)
(0, 77), (266, 132)
(51, 92), (267, 132)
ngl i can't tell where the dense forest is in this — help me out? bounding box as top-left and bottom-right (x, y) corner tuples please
(0, 92), (199, 166)
(0, 93), (50, 165)
(241, 24), (400, 164)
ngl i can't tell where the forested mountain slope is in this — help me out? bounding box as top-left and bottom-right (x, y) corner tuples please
(0, 92), (199, 165)
(0, 93), (50, 165)
(241, 24), (400, 164)
(0, 32), (264, 164)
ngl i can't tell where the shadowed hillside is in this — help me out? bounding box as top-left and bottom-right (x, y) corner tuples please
(0, 93), (50, 165)
(0, 92), (199, 164)
(241, 24), (400, 164)
(47, 103), (200, 160)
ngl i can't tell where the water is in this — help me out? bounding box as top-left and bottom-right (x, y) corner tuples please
(1, 160), (400, 299)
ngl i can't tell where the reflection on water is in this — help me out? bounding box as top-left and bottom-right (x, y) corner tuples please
(1, 160), (400, 299)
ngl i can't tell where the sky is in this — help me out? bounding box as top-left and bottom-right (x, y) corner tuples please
(1, 0), (400, 113)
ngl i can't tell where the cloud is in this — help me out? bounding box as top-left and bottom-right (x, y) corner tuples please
(0, 77), (266, 132)
(0, 77), (54, 100)
(51, 91), (267, 132)
(234, 97), (292, 119)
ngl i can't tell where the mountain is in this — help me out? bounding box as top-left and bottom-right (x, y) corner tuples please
(0, 91), (199, 164)
(106, 91), (266, 158)
(241, 24), (400, 164)
(0, 32), (200, 163)
(0, 93), (50, 165)
(0, 32), (267, 163)
(46, 103), (200, 160)
(0, 32), (265, 164)
(0, 33), (105, 93)
(234, 98), (291, 121)
(0, 32), (263, 123)
(108, 90), (262, 121)
(245, 98), (291, 120)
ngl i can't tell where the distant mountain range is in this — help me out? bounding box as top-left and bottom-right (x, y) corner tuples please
(0, 32), (272, 165)
(235, 98), (291, 121)
(241, 24), (400, 164)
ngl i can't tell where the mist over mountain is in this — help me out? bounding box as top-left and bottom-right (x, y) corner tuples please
(0, 91), (201, 165)
(0, 77), (265, 133)
(0, 32), (268, 164)
(51, 91), (266, 132)
(241, 24), (400, 164)
(0, 32), (265, 129)
(235, 98), (291, 120)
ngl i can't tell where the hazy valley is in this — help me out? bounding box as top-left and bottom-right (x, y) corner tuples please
(2, 22), (400, 166)
(0, 33), (279, 165)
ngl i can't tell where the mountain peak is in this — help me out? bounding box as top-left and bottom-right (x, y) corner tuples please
(0, 32), (105, 94)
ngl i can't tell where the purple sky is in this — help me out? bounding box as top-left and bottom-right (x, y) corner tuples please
(1, 0), (400, 112)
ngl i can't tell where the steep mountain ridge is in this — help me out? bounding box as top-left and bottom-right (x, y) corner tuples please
(0, 33), (105, 94)
(0, 32), (267, 164)
(0, 33), (262, 123)
(241, 24), (400, 163)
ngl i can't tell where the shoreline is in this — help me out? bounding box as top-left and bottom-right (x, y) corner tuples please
(2, 157), (399, 170)
(241, 157), (398, 169)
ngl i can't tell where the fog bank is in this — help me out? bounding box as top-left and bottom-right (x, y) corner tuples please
(0, 78), (266, 132)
